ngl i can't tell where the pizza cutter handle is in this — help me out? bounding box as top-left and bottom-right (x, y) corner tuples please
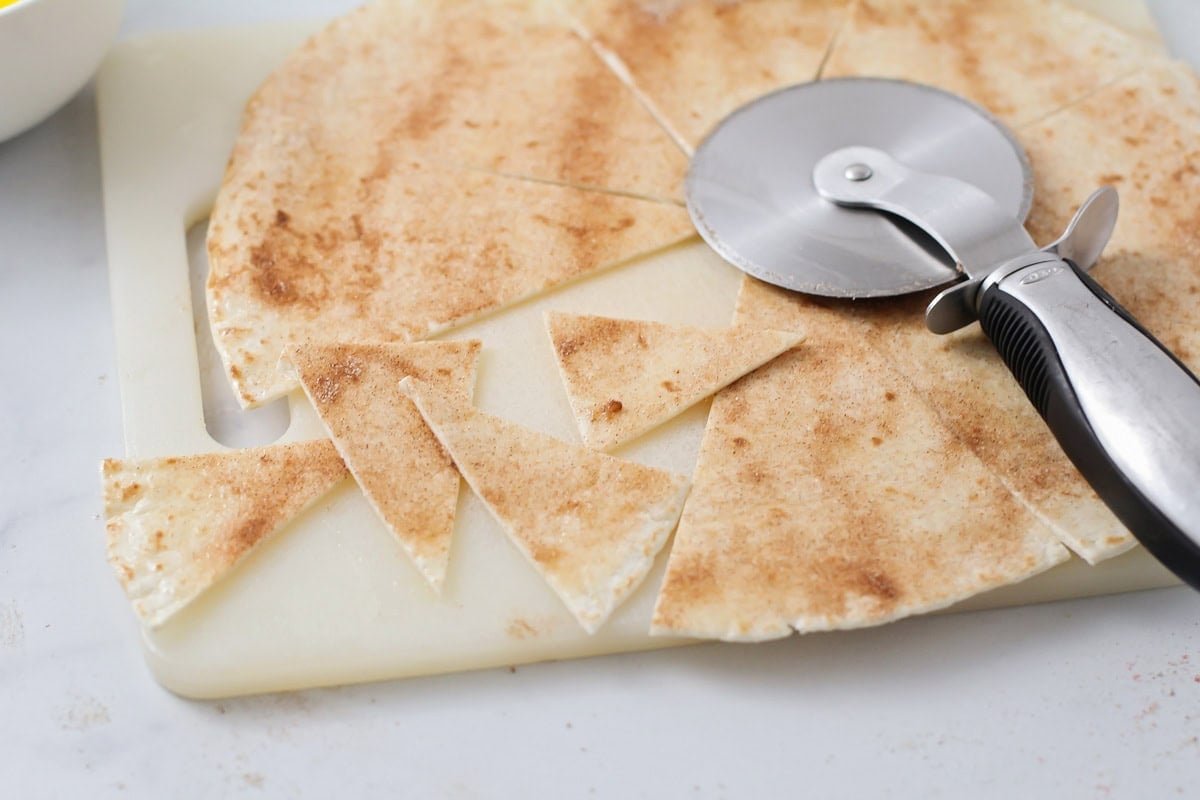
(977, 257), (1200, 589)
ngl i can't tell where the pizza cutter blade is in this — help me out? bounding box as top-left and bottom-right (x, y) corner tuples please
(685, 78), (1032, 298)
(687, 77), (1200, 590)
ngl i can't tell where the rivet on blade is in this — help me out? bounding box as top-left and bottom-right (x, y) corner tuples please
(844, 163), (873, 182)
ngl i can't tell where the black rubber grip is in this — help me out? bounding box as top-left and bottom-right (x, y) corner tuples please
(978, 262), (1200, 589)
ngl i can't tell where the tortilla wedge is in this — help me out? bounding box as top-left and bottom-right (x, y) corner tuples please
(651, 278), (1069, 641)
(545, 311), (803, 451)
(571, 0), (852, 149)
(240, 0), (687, 199)
(399, 376), (691, 633)
(101, 440), (348, 627)
(207, 156), (694, 407)
(823, 0), (1160, 127)
(283, 340), (482, 592)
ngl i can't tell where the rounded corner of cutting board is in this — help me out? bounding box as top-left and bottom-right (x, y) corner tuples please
(139, 630), (224, 700)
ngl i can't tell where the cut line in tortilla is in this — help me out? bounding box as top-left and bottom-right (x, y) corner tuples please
(570, 0), (853, 149)
(283, 340), (482, 592)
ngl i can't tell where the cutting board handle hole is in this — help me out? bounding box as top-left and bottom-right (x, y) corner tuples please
(187, 219), (290, 448)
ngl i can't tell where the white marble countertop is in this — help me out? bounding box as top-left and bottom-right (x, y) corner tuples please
(2, 1), (1199, 797)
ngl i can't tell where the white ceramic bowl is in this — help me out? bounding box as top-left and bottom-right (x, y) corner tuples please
(0, 0), (124, 143)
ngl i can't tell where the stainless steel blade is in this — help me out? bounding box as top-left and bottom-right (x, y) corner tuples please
(685, 77), (1032, 298)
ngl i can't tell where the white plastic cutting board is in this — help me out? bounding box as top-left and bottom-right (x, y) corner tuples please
(98, 16), (1178, 699)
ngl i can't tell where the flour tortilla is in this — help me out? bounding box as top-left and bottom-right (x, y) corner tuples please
(102, 440), (348, 627)
(823, 0), (1160, 127)
(652, 278), (1069, 641)
(208, 155), (693, 407)
(282, 340), (481, 592)
(208, 0), (698, 409)
(545, 311), (803, 451)
(571, 0), (852, 149)
(240, 0), (687, 200)
(399, 376), (691, 633)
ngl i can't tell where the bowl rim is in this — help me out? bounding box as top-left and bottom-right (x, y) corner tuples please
(0, 0), (39, 19)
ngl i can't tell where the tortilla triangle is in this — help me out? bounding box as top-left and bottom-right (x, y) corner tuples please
(102, 440), (348, 627)
(284, 340), (482, 591)
(546, 312), (803, 451)
(399, 376), (690, 633)
(823, 0), (1160, 127)
(225, 0), (687, 201)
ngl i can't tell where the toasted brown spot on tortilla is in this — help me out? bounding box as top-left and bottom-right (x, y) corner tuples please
(226, 515), (271, 561)
(248, 233), (330, 310)
(398, 43), (467, 141)
(858, 566), (900, 600)
(596, 399), (624, 419)
(556, 337), (581, 359)
(529, 541), (564, 567)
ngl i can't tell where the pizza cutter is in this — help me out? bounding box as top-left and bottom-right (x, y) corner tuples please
(686, 77), (1200, 590)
